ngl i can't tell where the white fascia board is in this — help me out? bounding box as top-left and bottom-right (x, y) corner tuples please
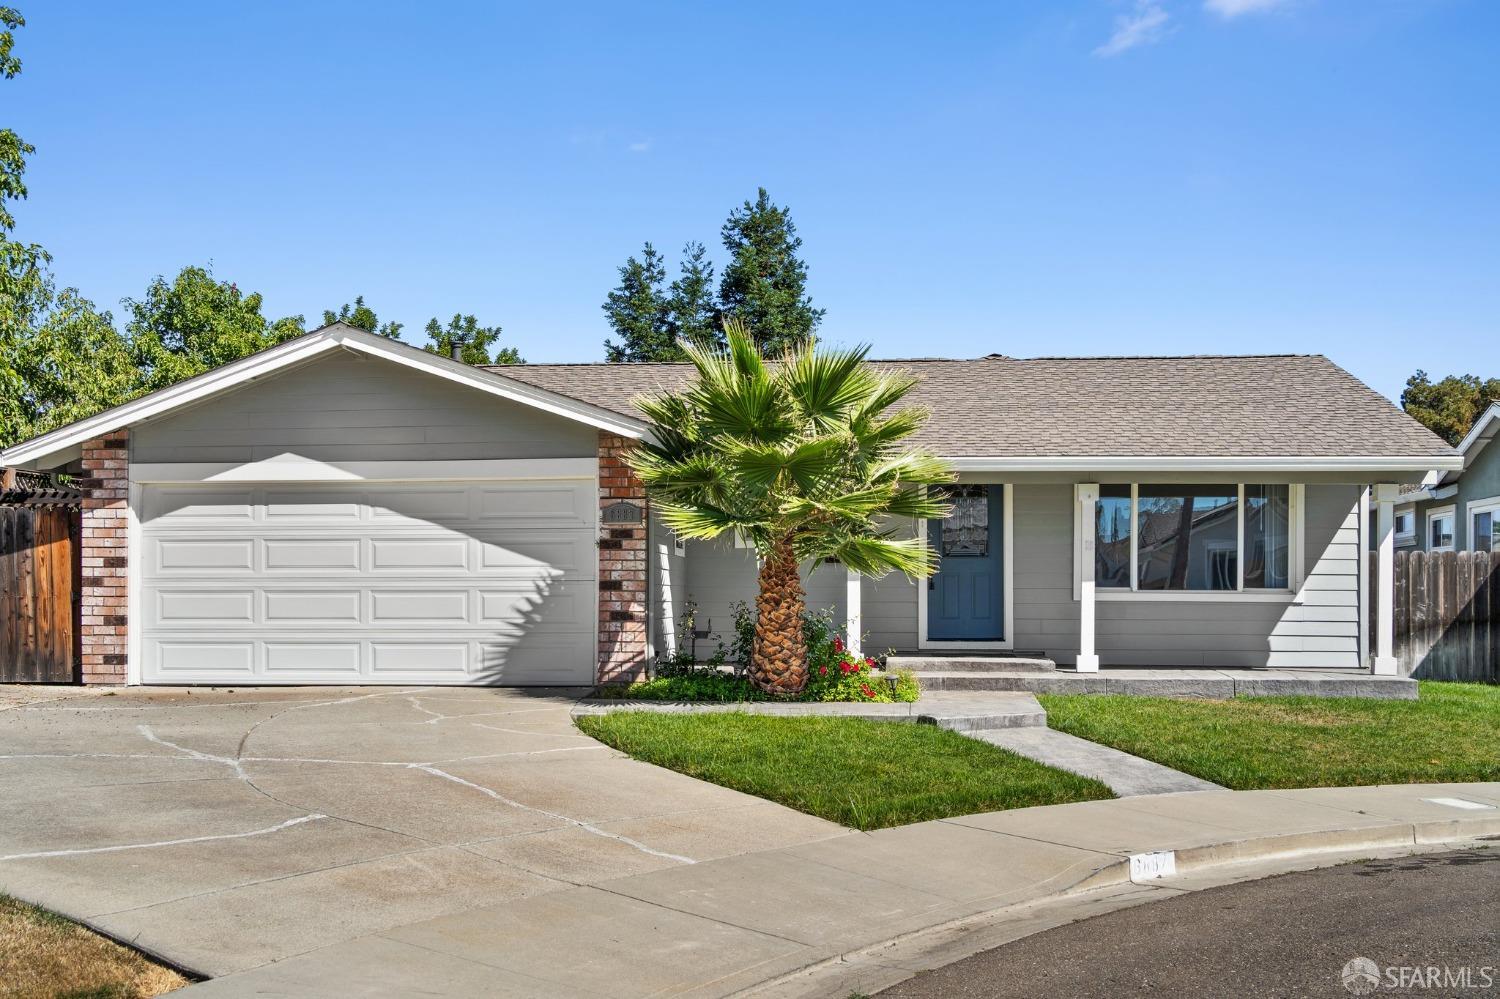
(0, 325), (646, 466)
(941, 455), (1464, 473)
(1440, 402), (1500, 485)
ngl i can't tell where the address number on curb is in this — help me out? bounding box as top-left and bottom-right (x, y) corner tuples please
(1129, 850), (1177, 882)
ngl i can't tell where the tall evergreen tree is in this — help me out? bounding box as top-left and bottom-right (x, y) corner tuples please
(666, 241), (720, 349)
(717, 188), (823, 354)
(322, 295), (402, 338)
(602, 242), (676, 362)
(422, 313), (522, 365)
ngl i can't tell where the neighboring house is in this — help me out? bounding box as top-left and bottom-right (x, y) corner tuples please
(0, 323), (1460, 687)
(1392, 403), (1500, 554)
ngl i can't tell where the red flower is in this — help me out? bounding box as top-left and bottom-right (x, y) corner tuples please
(819, 665), (828, 676)
(840, 661), (856, 674)
(865, 657), (876, 668)
(832, 637), (844, 652)
(860, 683), (876, 698)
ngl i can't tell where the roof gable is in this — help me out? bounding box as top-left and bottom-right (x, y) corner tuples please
(0, 324), (647, 466)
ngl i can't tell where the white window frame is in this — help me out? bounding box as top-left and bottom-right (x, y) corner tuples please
(1075, 482), (1303, 602)
(1427, 505), (1457, 553)
(1467, 496), (1500, 553)
(1393, 504), (1417, 548)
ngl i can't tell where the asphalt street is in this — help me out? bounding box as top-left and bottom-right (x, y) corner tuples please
(880, 849), (1500, 998)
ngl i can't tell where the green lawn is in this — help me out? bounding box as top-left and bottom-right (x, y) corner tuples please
(1038, 681), (1500, 790)
(575, 713), (1113, 830)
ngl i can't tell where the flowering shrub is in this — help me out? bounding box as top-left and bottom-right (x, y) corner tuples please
(616, 606), (920, 704)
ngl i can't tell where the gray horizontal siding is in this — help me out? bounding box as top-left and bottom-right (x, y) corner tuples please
(133, 352), (597, 463)
(661, 482), (1366, 670)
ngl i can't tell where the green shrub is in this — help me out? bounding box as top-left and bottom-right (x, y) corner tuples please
(890, 668), (921, 703)
(597, 673), (769, 702)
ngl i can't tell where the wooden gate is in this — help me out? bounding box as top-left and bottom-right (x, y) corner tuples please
(0, 470), (81, 683)
(1373, 550), (1500, 682)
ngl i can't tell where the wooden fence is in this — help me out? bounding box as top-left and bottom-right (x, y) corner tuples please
(0, 505), (79, 683)
(1373, 550), (1500, 682)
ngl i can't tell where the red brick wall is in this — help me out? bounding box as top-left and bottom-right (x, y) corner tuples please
(597, 432), (648, 684)
(79, 430), (129, 684)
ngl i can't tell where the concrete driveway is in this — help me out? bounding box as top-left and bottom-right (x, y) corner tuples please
(0, 684), (843, 978)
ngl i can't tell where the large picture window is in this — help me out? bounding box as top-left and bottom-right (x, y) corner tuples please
(1086, 483), (1297, 595)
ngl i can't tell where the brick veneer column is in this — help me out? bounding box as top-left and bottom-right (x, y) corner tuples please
(79, 430), (130, 684)
(597, 432), (648, 684)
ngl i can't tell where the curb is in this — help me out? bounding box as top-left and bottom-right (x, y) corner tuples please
(737, 817), (1500, 998)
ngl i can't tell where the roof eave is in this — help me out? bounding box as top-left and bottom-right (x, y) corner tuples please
(942, 455), (1465, 474)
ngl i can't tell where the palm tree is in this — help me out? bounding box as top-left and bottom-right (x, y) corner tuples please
(628, 321), (953, 695)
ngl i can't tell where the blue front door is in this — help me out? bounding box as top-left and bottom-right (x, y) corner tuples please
(927, 485), (1004, 641)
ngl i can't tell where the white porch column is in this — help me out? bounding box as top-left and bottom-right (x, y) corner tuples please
(845, 566), (862, 657)
(1373, 483), (1399, 675)
(1076, 484), (1100, 673)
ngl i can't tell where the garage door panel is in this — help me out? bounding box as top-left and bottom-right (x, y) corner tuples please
(478, 585), (590, 629)
(263, 539), (362, 572)
(154, 641), (256, 676)
(370, 643), (470, 675)
(369, 488), (471, 523)
(144, 488), (256, 525)
(141, 478), (597, 685)
(154, 590), (256, 626)
(264, 491), (364, 521)
(154, 539), (256, 574)
(477, 485), (593, 528)
(264, 643), (363, 676)
(369, 537), (470, 571)
(369, 590), (470, 623)
(264, 590), (362, 623)
(476, 534), (593, 578)
(475, 633), (596, 683)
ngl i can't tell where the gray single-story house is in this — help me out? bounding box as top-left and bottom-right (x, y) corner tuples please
(0, 323), (1461, 686)
(1390, 403), (1500, 555)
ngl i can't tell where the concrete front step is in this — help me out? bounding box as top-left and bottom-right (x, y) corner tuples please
(887, 655), (1057, 674)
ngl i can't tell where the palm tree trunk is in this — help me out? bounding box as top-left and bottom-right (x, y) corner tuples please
(750, 537), (808, 695)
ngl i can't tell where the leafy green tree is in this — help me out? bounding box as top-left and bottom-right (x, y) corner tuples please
(603, 242), (677, 362)
(127, 265), (305, 393)
(717, 188), (823, 354)
(5, 281), (134, 441)
(322, 295), (402, 338)
(628, 320), (952, 694)
(0, 7), (47, 355)
(1401, 371), (1500, 446)
(422, 313), (522, 365)
(666, 241), (720, 348)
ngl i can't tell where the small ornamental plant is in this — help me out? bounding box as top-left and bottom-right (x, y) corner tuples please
(803, 634), (893, 702)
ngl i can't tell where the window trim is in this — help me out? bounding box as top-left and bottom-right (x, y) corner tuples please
(1076, 482), (1302, 601)
(1427, 505), (1457, 553)
(1467, 496), (1500, 553)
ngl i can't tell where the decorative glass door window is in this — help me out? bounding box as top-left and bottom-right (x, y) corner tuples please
(937, 485), (989, 557)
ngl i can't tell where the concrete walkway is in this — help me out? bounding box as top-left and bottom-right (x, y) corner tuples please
(974, 727), (1222, 796)
(183, 782), (1500, 997)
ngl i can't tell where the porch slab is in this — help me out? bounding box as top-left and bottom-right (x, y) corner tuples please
(913, 668), (1417, 700)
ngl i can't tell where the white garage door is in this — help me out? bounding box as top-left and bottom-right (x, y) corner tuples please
(140, 478), (597, 685)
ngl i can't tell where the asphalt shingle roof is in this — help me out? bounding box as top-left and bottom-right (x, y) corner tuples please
(489, 354), (1454, 459)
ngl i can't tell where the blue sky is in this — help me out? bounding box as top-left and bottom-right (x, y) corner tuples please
(10, 1), (1497, 399)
